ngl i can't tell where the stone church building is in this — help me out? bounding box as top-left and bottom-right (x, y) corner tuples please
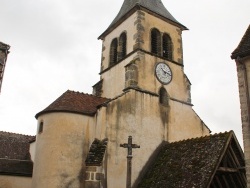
(0, 0), (248, 187)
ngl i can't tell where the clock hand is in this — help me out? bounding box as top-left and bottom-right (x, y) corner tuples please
(161, 68), (171, 76)
(161, 68), (167, 74)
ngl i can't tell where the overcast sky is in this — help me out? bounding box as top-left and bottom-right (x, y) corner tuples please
(0, 0), (249, 146)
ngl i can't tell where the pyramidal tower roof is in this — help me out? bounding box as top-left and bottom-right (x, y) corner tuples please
(99, 0), (187, 39)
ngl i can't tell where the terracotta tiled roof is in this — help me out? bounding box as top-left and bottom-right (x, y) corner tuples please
(36, 90), (110, 118)
(137, 131), (245, 188)
(231, 25), (250, 59)
(0, 131), (34, 176)
(85, 138), (108, 166)
(99, 0), (187, 39)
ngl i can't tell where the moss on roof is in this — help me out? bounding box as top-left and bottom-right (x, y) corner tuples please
(138, 132), (233, 188)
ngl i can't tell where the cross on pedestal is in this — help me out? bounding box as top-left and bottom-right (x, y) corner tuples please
(120, 136), (140, 188)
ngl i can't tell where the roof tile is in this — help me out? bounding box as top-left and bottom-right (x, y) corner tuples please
(231, 25), (250, 59)
(85, 138), (108, 166)
(0, 131), (34, 176)
(36, 90), (110, 118)
(99, 0), (187, 39)
(138, 132), (235, 188)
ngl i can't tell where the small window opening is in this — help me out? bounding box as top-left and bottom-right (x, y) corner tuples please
(159, 87), (169, 106)
(38, 122), (44, 134)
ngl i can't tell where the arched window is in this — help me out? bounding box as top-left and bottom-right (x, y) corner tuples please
(162, 33), (172, 60)
(151, 28), (161, 56)
(159, 87), (169, 106)
(109, 38), (118, 66)
(118, 32), (127, 60)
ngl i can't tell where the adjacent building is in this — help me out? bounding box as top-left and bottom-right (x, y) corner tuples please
(0, 41), (10, 94)
(231, 25), (250, 188)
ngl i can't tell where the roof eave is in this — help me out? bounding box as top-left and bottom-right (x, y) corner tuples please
(231, 50), (250, 60)
(35, 110), (97, 119)
(98, 5), (188, 40)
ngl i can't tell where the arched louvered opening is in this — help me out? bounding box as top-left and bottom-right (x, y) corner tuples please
(159, 87), (169, 107)
(118, 32), (127, 61)
(151, 28), (161, 56)
(109, 38), (118, 66)
(162, 33), (172, 60)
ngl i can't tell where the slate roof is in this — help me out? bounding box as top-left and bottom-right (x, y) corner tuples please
(99, 0), (187, 39)
(36, 90), (110, 118)
(0, 41), (10, 51)
(137, 131), (245, 188)
(0, 131), (35, 176)
(231, 25), (250, 59)
(85, 138), (108, 166)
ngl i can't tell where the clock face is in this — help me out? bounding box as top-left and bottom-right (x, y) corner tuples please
(155, 63), (172, 84)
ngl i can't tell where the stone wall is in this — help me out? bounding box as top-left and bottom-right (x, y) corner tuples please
(236, 56), (250, 187)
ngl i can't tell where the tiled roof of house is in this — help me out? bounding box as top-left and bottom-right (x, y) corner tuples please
(99, 0), (187, 39)
(137, 131), (244, 188)
(85, 138), (108, 166)
(0, 131), (35, 176)
(231, 25), (250, 59)
(35, 90), (110, 118)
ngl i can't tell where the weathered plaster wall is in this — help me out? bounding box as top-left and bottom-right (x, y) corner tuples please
(0, 176), (31, 188)
(101, 54), (136, 99)
(168, 100), (209, 142)
(95, 89), (209, 188)
(32, 112), (96, 188)
(29, 141), (36, 162)
(136, 53), (190, 102)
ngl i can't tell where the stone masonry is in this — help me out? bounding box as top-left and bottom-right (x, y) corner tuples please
(236, 59), (250, 187)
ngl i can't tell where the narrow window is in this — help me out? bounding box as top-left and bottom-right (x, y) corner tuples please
(38, 121), (44, 134)
(159, 87), (169, 106)
(162, 33), (172, 60)
(151, 28), (161, 56)
(118, 32), (127, 61)
(109, 38), (118, 66)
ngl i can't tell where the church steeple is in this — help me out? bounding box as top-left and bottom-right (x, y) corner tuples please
(99, 0), (187, 39)
(95, 0), (189, 100)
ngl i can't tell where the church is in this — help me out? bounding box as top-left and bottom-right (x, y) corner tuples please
(0, 0), (248, 187)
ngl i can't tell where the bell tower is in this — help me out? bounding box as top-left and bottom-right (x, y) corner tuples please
(90, 2), (210, 186)
(93, 0), (190, 104)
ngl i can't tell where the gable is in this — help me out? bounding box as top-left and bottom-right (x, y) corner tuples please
(209, 134), (246, 187)
(137, 131), (246, 188)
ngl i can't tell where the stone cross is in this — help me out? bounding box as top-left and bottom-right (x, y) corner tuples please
(120, 136), (140, 188)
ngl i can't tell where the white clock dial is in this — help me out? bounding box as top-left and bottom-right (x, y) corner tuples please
(155, 63), (172, 84)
